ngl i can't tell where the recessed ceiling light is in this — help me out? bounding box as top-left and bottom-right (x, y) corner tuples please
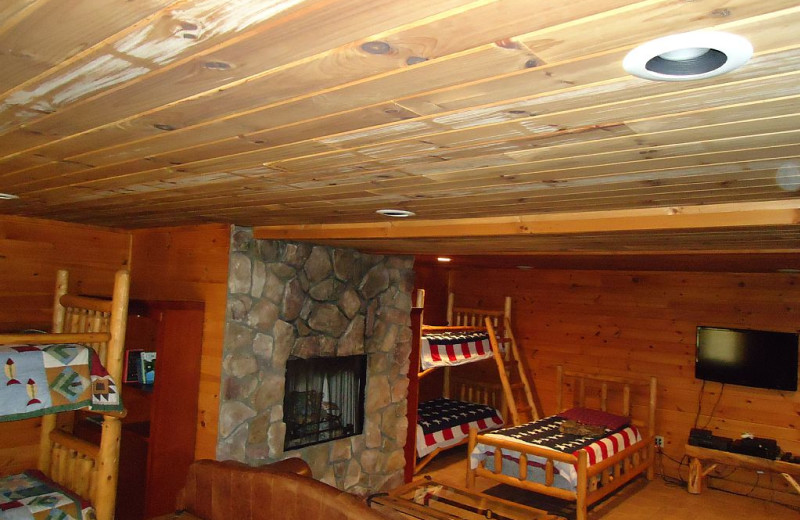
(0, 193), (19, 200)
(437, 257), (452, 263)
(776, 162), (800, 192)
(623, 31), (752, 82)
(376, 209), (415, 218)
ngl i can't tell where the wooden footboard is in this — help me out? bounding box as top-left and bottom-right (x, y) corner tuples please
(465, 367), (657, 520)
(467, 429), (653, 520)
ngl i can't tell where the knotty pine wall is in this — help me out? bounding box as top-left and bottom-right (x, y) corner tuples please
(415, 263), (800, 507)
(0, 215), (131, 473)
(0, 218), (230, 471)
(129, 224), (230, 460)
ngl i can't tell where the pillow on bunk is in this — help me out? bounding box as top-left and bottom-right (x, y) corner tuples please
(558, 407), (630, 431)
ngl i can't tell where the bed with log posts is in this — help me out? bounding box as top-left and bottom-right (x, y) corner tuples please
(467, 366), (657, 520)
(0, 269), (130, 520)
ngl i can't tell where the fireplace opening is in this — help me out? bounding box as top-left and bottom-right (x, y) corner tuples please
(283, 354), (367, 450)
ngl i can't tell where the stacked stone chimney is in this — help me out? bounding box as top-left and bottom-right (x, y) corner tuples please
(217, 227), (414, 494)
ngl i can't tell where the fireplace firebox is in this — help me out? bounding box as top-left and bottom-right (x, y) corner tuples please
(283, 354), (367, 450)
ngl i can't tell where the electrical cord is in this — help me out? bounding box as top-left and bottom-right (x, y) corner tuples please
(693, 380), (706, 429)
(700, 383), (725, 430)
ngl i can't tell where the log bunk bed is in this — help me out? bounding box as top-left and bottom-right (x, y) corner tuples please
(405, 291), (538, 479)
(467, 366), (657, 520)
(0, 269), (130, 520)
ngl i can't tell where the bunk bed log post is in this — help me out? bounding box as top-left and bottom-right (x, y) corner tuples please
(38, 270), (70, 474)
(52, 270), (68, 333)
(91, 269), (130, 520)
(105, 269), (131, 383)
(404, 306), (423, 482)
(466, 428), (477, 489)
(95, 417), (123, 520)
(647, 376), (658, 480)
(446, 293), (454, 325)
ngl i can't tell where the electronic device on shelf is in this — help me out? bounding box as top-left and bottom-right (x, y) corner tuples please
(730, 437), (781, 460)
(688, 428), (732, 452)
(689, 428), (784, 460)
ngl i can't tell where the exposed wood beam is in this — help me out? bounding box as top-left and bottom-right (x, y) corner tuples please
(254, 201), (800, 240)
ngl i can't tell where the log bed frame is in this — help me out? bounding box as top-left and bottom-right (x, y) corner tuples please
(467, 366), (657, 520)
(0, 269), (130, 520)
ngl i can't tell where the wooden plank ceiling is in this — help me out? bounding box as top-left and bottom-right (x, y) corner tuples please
(0, 0), (798, 262)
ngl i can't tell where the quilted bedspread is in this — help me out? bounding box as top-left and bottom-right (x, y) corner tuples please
(0, 343), (122, 422)
(0, 470), (94, 520)
(416, 398), (503, 457)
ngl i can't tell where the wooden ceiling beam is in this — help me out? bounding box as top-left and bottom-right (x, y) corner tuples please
(253, 201), (800, 240)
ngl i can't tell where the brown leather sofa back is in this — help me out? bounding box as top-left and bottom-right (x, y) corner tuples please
(176, 459), (389, 520)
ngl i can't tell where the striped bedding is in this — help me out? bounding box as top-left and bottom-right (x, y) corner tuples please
(416, 398), (504, 458)
(469, 415), (641, 491)
(420, 331), (493, 370)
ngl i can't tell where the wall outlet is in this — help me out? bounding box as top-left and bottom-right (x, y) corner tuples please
(654, 435), (665, 448)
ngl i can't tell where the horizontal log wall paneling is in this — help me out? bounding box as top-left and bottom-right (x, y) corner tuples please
(129, 224), (231, 460)
(438, 266), (800, 508)
(0, 214), (131, 473)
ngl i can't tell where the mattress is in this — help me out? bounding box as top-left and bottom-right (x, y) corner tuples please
(420, 331), (493, 370)
(417, 397), (504, 458)
(469, 415), (642, 491)
(0, 470), (94, 520)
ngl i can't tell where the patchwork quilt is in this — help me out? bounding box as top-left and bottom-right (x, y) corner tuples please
(0, 343), (122, 422)
(470, 414), (641, 490)
(420, 331), (493, 370)
(0, 470), (94, 520)
(416, 398), (503, 457)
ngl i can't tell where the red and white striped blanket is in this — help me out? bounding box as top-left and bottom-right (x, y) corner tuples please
(420, 331), (493, 370)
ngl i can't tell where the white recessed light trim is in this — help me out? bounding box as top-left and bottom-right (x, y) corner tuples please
(0, 193), (19, 200)
(623, 31), (752, 82)
(376, 209), (415, 218)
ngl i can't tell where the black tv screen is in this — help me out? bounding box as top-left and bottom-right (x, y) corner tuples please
(696, 326), (799, 391)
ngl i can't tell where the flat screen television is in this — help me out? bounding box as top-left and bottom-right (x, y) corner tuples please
(695, 326), (799, 391)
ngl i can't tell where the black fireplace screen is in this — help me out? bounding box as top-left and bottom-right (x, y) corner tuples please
(283, 354), (367, 450)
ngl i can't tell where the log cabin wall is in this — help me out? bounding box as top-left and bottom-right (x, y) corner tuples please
(0, 215), (131, 473)
(421, 264), (800, 507)
(0, 215), (131, 332)
(129, 224), (231, 460)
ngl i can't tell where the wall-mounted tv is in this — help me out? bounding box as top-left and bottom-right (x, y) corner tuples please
(695, 326), (799, 391)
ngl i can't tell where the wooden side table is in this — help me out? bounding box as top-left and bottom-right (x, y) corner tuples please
(685, 444), (800, 495)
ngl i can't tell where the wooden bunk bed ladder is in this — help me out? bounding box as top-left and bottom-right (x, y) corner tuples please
(484, 315), (539, 425)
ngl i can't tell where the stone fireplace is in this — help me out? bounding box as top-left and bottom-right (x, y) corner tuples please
(217, 227), (414, 494)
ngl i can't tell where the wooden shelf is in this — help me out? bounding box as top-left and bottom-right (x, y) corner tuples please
(685, 444), (800, 496)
